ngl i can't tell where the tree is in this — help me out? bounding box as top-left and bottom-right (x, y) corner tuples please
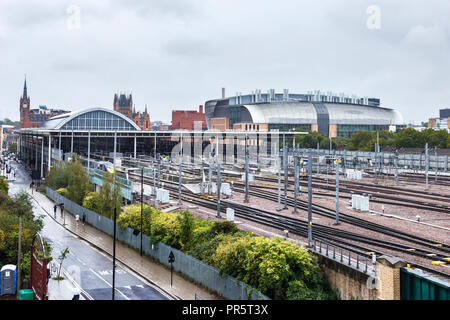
(56, 247), (69, 280)
(348, 131), (374, 150)
(331, 136), (350, 149)
(0, 177), (8, 194)
(0, 190), (50, 279)
(8, 143), (17, 154)
(98, 172), (123, 218)
(66, 156), (91, 205)
(421, 129), (448, 149)
(46, 162), (70, 190)
(83, 192), (103, 214)
(294, 131), (330, 149)
(393, 128), (425, 148)
(177, 210), (195, 250)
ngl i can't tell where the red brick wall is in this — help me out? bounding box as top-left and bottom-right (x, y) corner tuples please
(132, 113), (152, 131)
(169, 106), (206, 130)
(210, 118), (230, 130)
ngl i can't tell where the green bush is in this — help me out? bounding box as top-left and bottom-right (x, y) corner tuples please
(0, 177), (8, 194)
(56, 187), (68, 198)
(211, 220), (239, 235)
(211, 235), (335, 300)
(47, 163), (70, 190)
(117, 204), (154, 232)
(47, 155), (92, 205)
(177, 210), (195, 250)
(36, 184), (46, 193)
(150, 211), (182, 248)
(188, 233), (242, 266)
(0, 191), (51, 278)
(83, 192), (102, 214)
(113, 204), (337, 300)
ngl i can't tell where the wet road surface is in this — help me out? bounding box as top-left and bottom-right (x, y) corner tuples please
(9, 161), (168, 300)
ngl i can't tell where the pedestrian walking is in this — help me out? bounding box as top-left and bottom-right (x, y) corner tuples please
(82, 212), (86, 225)
(30, 181), (34, 194)
(53, 204), (57, 218)
(75, 214), (80, 226)
(71, 286), (81, 300)
(60, 203), (64, 217)
(46, 264), (51, 285)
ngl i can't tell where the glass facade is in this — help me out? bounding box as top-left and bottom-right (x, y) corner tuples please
(337, 124), (389, 138)
(60, 110), (138, 131)
(269, 123), (311, 131)
(229, 107), (243, 127)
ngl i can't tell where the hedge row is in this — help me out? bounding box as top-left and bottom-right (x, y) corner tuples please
(117, 204), (338, 300)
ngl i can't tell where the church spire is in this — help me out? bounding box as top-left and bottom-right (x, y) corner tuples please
(23, 75), (28, 100)
(145, 104), (148, 114)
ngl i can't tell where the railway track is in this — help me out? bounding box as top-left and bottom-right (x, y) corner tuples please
(230, 183), (450, 253)
(232, 179), (450, 214)
(241, 175), (450, 214)
(124, 171), (450, 280)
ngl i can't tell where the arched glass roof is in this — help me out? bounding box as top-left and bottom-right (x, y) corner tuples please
(43, 107), (141, 131)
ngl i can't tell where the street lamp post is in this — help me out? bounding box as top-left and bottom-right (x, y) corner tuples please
(112, 205), (117, 300)
(140, 167), (144, 256)
(307, 149), (313, 247)
(178, 159), (182, 205)
(283, 146), (288, 210)
(334, 159), (340, 225)
(217, 162), (221, 218)
(244, 143), (249, 204)
(435, 146), (438, 182)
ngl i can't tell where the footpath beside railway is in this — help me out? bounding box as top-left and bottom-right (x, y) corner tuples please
(28, 187), (221, 300)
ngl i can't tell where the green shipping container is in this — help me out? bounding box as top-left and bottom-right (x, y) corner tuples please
(18, 289), (34, 300)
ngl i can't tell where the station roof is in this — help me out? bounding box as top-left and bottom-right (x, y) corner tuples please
(242, 102), (404, 125)
(43, 107), (141, 131)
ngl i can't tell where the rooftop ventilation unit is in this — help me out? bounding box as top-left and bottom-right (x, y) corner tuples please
(269, 89), (275, 101)
(363, 96), (368, 105)
(256, 89), (262, 102)
(283, 89), (289, 101)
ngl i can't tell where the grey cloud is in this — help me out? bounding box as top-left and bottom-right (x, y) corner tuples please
(0, 0), (449, 125)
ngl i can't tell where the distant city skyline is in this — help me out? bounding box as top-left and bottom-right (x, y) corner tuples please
(1, 0), (449, 124)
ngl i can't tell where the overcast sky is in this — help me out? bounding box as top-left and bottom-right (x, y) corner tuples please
(1, 0), (449, 124)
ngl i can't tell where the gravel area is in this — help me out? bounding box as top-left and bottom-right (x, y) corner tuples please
(176, 173), (450, 279)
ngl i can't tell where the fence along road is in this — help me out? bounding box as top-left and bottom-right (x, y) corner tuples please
(45, 187), (270, 300)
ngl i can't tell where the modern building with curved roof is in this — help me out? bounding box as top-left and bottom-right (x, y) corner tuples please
(43, 107), (142, 131)
(205, 89), (405, 137)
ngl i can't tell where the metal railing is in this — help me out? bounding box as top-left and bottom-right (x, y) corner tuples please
(312, 238), (377, 276)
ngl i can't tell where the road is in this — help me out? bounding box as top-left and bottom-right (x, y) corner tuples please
(8, 161), (169, 300)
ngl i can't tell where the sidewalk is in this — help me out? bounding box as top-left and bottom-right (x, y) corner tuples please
(48, 276), (86, 300)
(29, 188), (221, 300)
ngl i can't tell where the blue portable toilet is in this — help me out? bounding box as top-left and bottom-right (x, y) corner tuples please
(1, 265), (17, 295)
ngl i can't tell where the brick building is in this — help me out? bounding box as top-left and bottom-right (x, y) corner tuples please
(113, 93), (133, 118)
(113, 93), (151, 130)
(19, 78), (69, 128)
(210, 118), (230, 131)
(169, 105), (207, 130)
(132, 105), (151, 131)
